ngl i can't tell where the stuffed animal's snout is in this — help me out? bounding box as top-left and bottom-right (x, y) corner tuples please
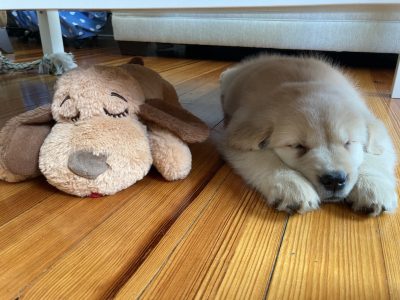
(39, 117), (152, 197)
(68, 150), (109, 179)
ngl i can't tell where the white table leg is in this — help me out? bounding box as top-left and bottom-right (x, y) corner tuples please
(37, 10), (64, 55)
(392, 54), (400, 99)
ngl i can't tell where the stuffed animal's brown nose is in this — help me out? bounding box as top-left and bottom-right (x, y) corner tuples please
(68, 150), (109, 179)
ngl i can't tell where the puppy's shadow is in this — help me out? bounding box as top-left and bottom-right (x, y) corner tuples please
(318, 202), (345, 218)
(320, 201), (379, 221)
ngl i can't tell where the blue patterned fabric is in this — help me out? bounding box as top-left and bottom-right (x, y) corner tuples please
(10, 10), (108, 39)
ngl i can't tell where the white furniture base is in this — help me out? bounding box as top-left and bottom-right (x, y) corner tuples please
(392, 59), (400, 98)
(112, 4), (400, 98)
(37, 10), (64, 54)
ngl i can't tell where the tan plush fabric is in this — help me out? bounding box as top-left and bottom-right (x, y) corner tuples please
(52, 66), (146, 123)
(5, 124), (52, 176)
(0, 62), (209, 196)
(121, 64), (167, 100)
(122, 55), (209, 142)
(122, 63), (209, 180)
(140, 99), (209, 143)
(40, 117), (152, 197)
(148, 125), (191, 181)
(0, 105), (52, 182)
(122, 63), (209, 181)
(41, 65), (154, 196)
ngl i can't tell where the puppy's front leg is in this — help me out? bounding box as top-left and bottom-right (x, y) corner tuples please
(222, 146), (320, 214)
(347, 152), (397, 216)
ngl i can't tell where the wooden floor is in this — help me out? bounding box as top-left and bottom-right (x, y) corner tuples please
(1, 40), (400, 300)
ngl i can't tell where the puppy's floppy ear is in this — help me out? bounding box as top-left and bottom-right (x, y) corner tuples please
(226, 109), (272, 151)
(139, 99), (209, 143)
(365, 120), (387, 155)
(0, 105), (54, 179)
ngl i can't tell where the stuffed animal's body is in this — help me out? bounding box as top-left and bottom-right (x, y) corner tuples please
(0, 59), (209, 197)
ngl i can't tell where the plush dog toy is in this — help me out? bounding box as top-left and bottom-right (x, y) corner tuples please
(0, 59), (209, 197)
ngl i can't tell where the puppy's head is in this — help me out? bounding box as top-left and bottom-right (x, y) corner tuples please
(226, 82), (380, 201)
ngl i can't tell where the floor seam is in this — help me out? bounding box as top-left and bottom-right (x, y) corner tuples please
(263, 214), (290, 300)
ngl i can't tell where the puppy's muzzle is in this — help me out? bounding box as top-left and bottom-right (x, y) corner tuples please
(319, 171), (347, 191)
(68, 150), (109, 179)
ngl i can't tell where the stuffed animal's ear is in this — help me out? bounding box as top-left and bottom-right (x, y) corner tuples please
(0, 105), (54, 179)
(139, 99), (209, 143)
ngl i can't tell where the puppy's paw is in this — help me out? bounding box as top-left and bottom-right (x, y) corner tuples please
(264, 174), (320, 214)
(347, 177), (398, 216)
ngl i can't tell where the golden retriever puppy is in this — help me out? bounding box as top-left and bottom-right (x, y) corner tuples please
(219, 54), (397, 215)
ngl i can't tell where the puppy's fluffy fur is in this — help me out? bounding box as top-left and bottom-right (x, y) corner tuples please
(219, 54), (397, 215)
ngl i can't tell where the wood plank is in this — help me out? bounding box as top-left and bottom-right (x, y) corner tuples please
(118, 165), (287, 299)
(115, 164), (235, 298)
(377, 214), (400, 299)
(97, 56), (200, 73)
(0, 177), (56, 227)
(266, 204), (390, 299)
(175, 63), (231, 96)
(20, 142), (222, 299)
(370, 68), (400, 299)
(0, 178), (152, 299)
(160, 60), (231, 85)
(174, 64), (230, 127)
(182, 89), (223, 128)
(0, 180), (39, 202)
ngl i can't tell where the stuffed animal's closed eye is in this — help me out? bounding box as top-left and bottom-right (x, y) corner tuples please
(0, 59), (209, 197)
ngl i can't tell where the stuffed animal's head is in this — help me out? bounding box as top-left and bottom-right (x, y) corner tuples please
(0, 63), (209, 197)
(51, 66), (144, 123)
(42, 66), (152, 197)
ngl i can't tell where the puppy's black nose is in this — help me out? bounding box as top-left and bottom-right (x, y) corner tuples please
(319, 171), (347, 191)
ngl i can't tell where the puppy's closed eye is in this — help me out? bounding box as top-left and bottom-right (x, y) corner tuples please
(289, 144), (309, 156)
(258, 139), (269, 149)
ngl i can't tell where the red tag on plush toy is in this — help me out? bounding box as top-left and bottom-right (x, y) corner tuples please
(89, 192), (103, 198)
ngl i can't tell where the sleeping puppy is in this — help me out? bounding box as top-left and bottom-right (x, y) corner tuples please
(219, 54), (397, 215)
